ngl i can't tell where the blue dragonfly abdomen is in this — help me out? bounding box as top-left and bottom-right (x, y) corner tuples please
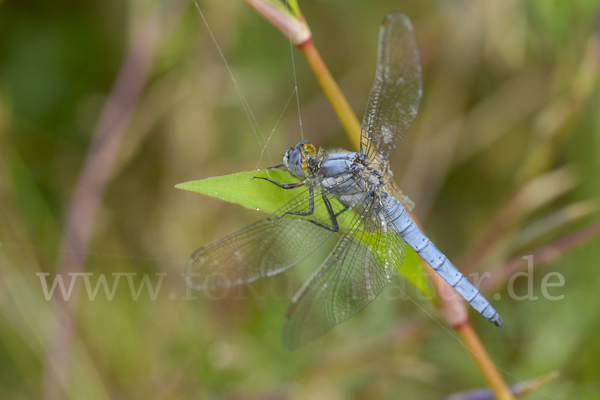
(383, 193), (503, 327)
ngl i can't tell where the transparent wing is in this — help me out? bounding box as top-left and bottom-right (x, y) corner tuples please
(282, 196), (407, 349)
(361, 13), (423, 162)
(185, 185), (349, 290)
(387, 178), (415, 213)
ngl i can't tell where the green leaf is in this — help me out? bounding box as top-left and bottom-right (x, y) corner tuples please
(176, 169), (432, 298)
(402, 248), (434, 299)
(285, 0), (300, 18)
(176, 169), (302, 214)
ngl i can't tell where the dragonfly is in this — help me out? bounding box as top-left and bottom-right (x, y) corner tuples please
(185, 13), (503, 349)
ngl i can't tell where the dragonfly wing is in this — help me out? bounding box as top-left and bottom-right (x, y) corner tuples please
(282, 198), (407, 349)
(185, 185), (348, 290)
(388, 178), (415, 213)
(361, 13), (423, 162)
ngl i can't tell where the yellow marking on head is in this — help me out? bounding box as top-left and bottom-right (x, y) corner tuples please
(300, 142), (316, 174)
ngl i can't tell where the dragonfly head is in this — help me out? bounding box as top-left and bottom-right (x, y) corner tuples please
(283, 140), (316, 177)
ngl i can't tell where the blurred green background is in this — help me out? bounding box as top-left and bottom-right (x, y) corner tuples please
(1, 0), (600, 399)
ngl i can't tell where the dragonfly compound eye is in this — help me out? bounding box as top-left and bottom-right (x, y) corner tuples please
(287, 148), (305, 177)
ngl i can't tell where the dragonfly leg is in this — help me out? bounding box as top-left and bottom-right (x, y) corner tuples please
(320, 190), (340, 231)
(334, 203), (349, 218)
(265, 163), (285, 170)
(257, 177), (343, 232)
(254, 175), (305, 189)
(276, 186), (341, 232)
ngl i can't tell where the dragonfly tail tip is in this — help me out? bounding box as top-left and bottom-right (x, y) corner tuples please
(492, 314), (504, 329)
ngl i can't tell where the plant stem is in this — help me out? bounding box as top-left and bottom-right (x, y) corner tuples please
(247, 3), (515, 397)
(456, 323), (516, 400)
(40, 2), (188, 399)
(298, 39), (362, 150)
(296, 15), (515, 399)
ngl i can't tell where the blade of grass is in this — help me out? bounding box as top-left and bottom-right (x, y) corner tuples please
(40, 2), (189, 399)
(481, 219), (600, 294)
